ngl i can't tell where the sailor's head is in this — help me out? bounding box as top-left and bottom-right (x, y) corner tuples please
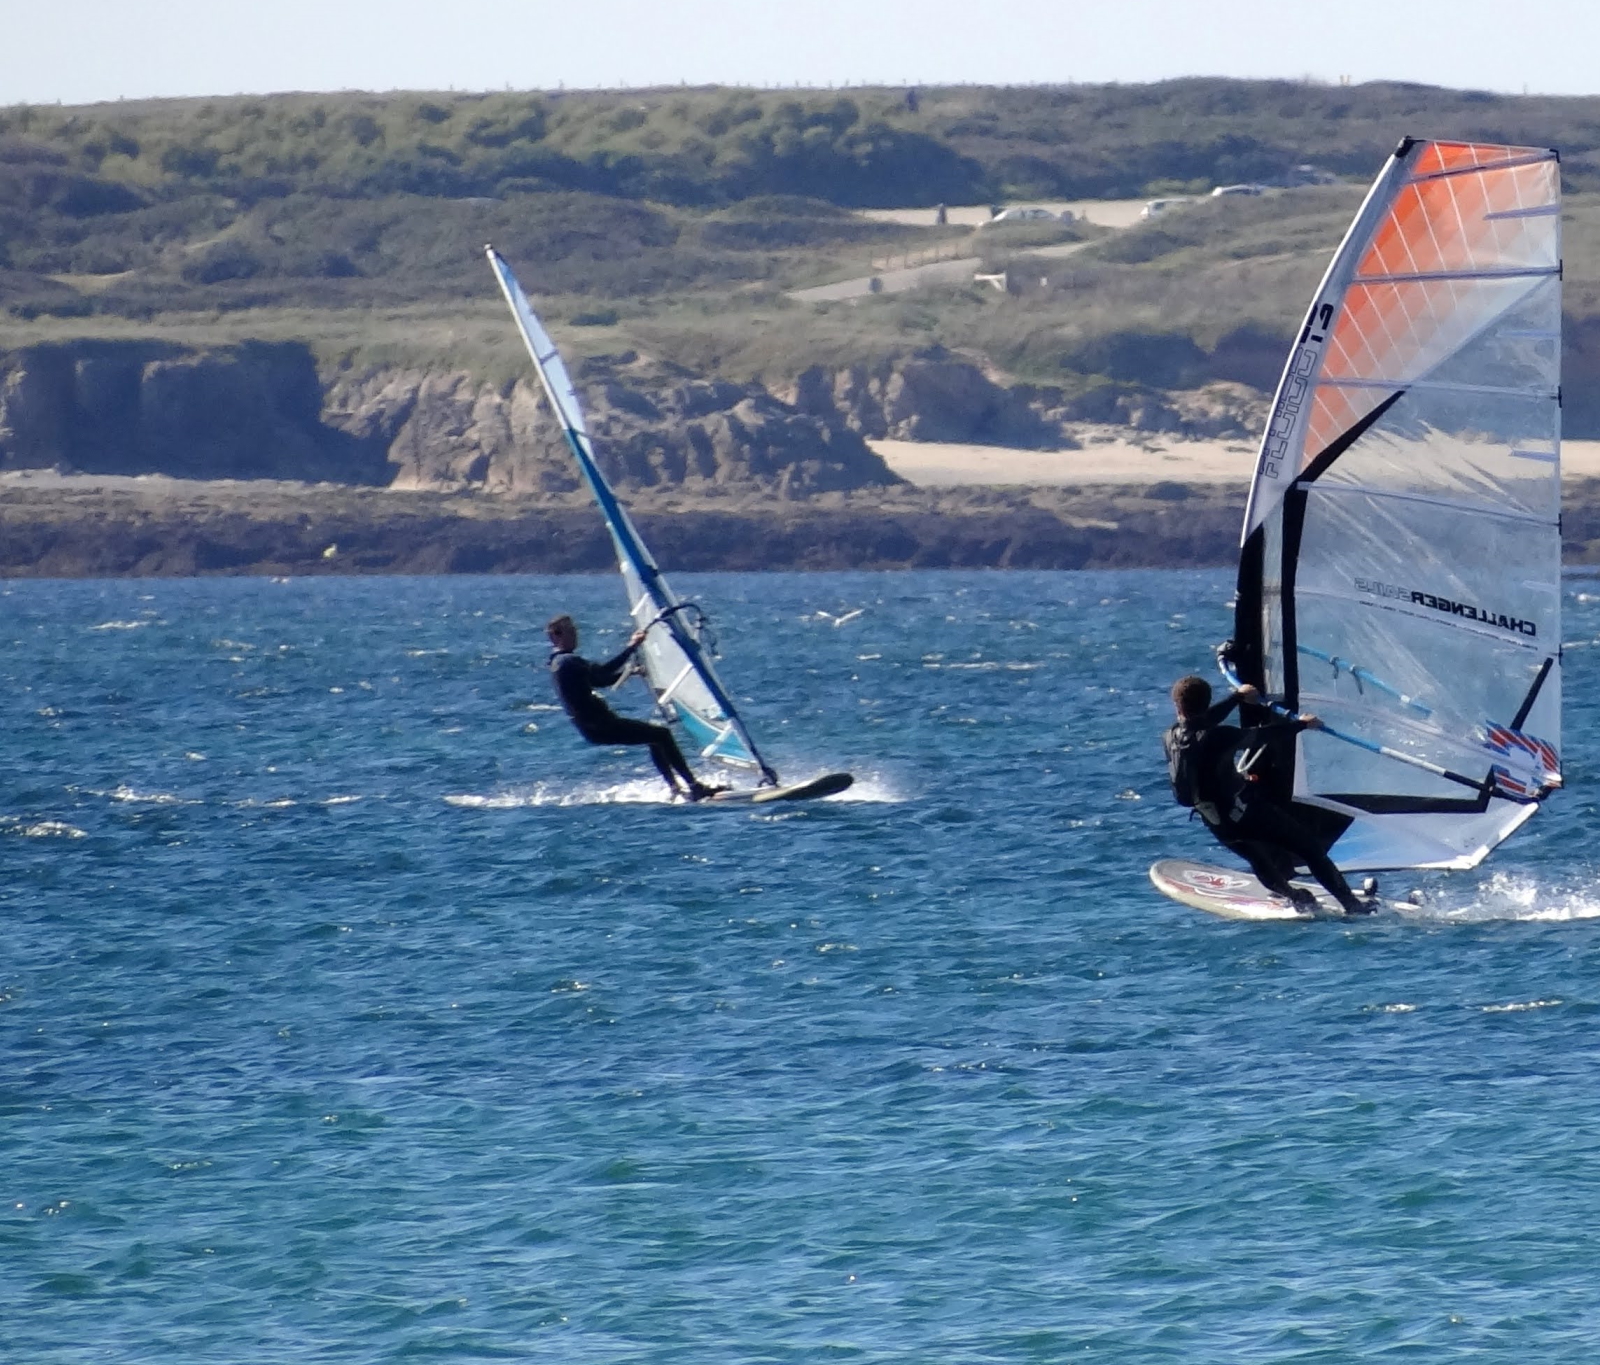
(1171, 674), (1212, 720)
(546, 614), (578, 652)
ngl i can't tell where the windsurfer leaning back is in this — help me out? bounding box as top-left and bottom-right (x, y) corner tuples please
(546, 614), (722, 801)
(1163, 673), (1373, 915)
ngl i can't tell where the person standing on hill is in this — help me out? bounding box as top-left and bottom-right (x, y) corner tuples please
(545, 614), (720, 801)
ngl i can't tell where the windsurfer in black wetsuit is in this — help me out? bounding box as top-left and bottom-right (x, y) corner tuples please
(1164, 674), (1373, 915)
(546, 614), (721, 801)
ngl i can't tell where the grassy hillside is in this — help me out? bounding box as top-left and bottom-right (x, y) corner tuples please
(5, 80), (1600, 427)
(9, 79), (1600, 210)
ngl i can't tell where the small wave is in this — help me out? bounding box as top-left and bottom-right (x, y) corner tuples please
(0, 818), (86, 839)
(825, 772), (903, 803)
(85, 785), (198, 806)
(444, 779), (673, 808)
(89, 619), (154, 631)
(322, 795), (363, 807)
(929, 660), (1044, 672)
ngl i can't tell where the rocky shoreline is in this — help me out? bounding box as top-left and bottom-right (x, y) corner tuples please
(0, 478), (1247, 576)
(6, 474), (1600, 577)
(6, 338), (1596, 577)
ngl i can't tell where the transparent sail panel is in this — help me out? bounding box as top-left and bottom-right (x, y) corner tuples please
(1233, 140), (1561, 872)
(486, 250), (589, 438)
(616, 553), (759, 767)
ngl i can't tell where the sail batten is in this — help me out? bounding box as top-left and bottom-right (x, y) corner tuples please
(1351, 267), (1560, 284)
(1231, 139), (1562, 872)
(486, 245), (777, 782)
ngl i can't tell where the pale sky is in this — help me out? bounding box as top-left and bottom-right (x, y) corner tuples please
(3, 0), (1598, 106)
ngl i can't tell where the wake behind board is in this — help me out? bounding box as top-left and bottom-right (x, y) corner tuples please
(1150, 858), (1398, 922)
(709, 772), (853, 805)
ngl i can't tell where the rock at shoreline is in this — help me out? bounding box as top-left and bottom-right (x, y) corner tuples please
(788, 352), (1068, 448)
(0, 340), (901, 500)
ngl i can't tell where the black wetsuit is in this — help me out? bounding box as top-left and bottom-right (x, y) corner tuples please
(1166, 693), (1362, 912)
(550, 645), (698, 792)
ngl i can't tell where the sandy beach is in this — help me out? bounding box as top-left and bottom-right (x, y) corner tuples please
(871, 435), (1600, 488)
(859, 199), (1153, 230)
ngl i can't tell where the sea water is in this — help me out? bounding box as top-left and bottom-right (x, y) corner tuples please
(4, 570), (1600, 1363)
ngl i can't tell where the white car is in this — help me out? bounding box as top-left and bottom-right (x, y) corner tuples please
(1140, 198), (1183, 219)
(1210, 183), (1265, 198)
(986, 206), (1057, 224)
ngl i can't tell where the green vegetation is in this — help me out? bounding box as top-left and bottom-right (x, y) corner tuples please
(6, 79), (1600, 425)
(10, 79), (1600, 210)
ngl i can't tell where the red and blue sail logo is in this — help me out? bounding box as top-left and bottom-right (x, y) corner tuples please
(1484, 724), (1560, 797)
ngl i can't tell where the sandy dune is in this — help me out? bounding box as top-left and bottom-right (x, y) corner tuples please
(871, 436), (1600, 489)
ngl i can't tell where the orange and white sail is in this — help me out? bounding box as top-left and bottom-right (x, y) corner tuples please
(1232, 138), (1562, 871)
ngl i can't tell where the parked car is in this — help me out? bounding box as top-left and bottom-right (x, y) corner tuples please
(985, 206), (1057, 224)
(1140, 198), (1183, 219)
(1211, 183), (1266, 197)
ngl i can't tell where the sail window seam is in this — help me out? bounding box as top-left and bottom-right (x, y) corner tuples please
(1303, 480), (1555, 527)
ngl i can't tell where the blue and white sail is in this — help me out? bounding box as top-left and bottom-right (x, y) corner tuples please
(486, 245), (777, 782)
(1230, 139), (1562, 872)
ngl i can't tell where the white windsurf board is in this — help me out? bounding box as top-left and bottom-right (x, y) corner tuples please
(1150, 858), (1402, 922)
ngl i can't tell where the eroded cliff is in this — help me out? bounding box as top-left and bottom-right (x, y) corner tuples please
(0, 340), (903, 498)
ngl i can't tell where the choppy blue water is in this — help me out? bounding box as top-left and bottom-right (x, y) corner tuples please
(4, 569), (1600, 1362)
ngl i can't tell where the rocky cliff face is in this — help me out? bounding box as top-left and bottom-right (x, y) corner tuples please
(325, 352), (897, 497)
(0, 338), (1272, 503)
(0, 340), (389, 482)
(787, 352), (1067, 448)
(785, 350), (1268, 447)
(0, 341), (901, 498)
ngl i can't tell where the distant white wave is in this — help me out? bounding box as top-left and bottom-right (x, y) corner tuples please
(444, 770), (902, 808)
(444, 779), (672, 808)
(0, 817), (86, 838)
(83, 785), (199, 806)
